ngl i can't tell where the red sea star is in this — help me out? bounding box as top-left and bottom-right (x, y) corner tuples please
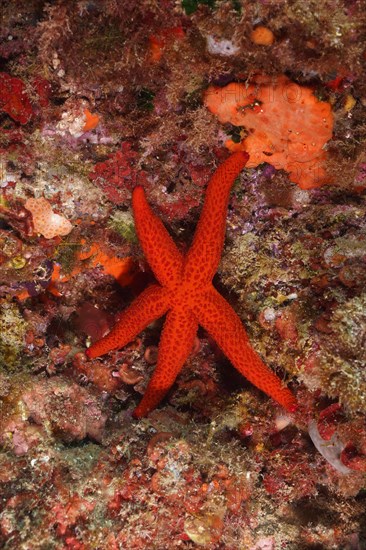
(86, 152), (297, 417)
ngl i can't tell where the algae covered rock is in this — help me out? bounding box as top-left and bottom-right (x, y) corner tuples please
(0, 300), (27, 370)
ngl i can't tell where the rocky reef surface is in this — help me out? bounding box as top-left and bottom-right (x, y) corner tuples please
(1, 1), (366, 548)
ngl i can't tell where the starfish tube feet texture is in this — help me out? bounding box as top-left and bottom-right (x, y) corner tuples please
(194, 287), (297, 412)
(133, 308), (198, 418)
(86, 151), (297, 417)
(86, 284), (170, 359)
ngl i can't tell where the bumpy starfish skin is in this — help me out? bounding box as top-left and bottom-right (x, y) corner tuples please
(86, 152), (297, 417)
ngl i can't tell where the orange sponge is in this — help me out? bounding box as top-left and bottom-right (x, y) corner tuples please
(204, 75), (333, 189)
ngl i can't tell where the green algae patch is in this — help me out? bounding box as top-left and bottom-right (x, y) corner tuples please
(0, 300), (28, 371)
(108, 211), (138, 243)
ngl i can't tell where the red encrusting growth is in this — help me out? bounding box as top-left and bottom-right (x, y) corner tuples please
(86, 152), (297, 417)
(0, 72), (33, 124)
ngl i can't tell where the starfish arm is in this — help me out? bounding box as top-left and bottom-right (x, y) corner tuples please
(133, 308), (198, 418)
(132, 186), (183, 288)
(86, 284), (170, 359)
(184, 152), (249, 286)
(194, 287), (297, 412)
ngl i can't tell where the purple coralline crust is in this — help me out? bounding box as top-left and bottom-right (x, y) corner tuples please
(1, 0), (366, 548)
